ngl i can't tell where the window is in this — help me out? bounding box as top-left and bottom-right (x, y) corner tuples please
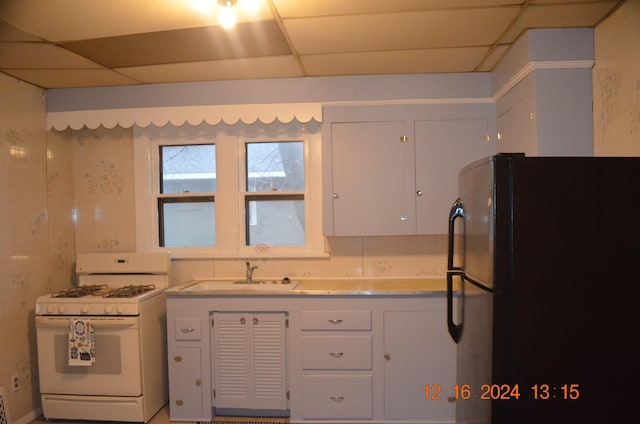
(245, 141), (305, 246)
(158, 144), (216, 247)
(134, 122), (324, 258)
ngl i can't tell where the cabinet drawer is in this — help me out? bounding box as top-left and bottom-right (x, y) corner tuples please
(300, 310), (371, 330)
(302, 375), (372, 419)
(302, 335), (372, 370)
(174, 318), (201, 340)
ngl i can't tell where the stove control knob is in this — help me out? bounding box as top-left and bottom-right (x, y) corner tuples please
(116, 304), (125, 314)
(81, 304), (90, 314)
(104, 304), (113, 314)
(47, 304), (56, 314)
(58, 304), (67, 313)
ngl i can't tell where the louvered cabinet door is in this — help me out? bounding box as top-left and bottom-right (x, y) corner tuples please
(212, 311), (287, 410)
(251, 312), (288, 410)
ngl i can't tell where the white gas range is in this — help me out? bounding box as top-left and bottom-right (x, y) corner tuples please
(35, 252), (170, 423)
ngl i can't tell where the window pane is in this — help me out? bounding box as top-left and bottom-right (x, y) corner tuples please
(246, 142), (304, 192)
(246, 197), (304, 246)
(160, 198), (215, 247)
(161, 144), (216, 194)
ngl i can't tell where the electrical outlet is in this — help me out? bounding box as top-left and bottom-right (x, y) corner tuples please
(11, 375), (19, 392)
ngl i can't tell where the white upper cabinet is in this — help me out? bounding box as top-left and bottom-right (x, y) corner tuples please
(330, 120), (411, 236)
(414, 118), (492, 234)
(323, 104), (495, 236)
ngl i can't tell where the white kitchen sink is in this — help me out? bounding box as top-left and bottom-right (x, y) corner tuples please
(181, 279), (299, 291)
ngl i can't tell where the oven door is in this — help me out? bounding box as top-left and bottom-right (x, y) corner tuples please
(36, 316), (142, 396)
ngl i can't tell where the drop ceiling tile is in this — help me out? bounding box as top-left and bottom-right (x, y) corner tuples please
(301, 47), (490, 76)
(0, 0), (273, 41)
(501, 2), (620, 42)
(2, 68), (140, 89)
(60, 21), (291, 68)
(0, 19), (40, 41)
(116, 55), (304, 83)
(273, 0), (524, 17)
(284, 8), (520, 54)
(0, 42), (101, 68)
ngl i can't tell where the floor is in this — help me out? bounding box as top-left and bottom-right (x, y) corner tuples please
(29, 404), (186, 424)
(29, 404), (289, 424)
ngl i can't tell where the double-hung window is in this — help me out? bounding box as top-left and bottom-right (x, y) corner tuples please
(134, 122), (323, 258)
(158, 143), (216, 247)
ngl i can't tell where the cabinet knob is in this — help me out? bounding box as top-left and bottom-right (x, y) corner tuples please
(400, 135), (408, 143)
(328, 319), (343, 324)
(332, 193), (339, 199)
(174, 356), (182, 362)
(384, 353), (391, 360)
(416, 190), (423, 196)
(253, 317), (259, 325)
(195, 379), (201, 387)
(330, 396), (345, 402)
(180, 327), (195, 333)
(329, 352), (344, 357)
(176, 400), (183, 406)
(240, 317), (246, 324)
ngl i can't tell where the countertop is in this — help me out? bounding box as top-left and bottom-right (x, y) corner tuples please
(165, 277), (451, 296)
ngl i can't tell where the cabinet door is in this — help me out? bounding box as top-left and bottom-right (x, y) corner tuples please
(496, 75), (537, 156)
(415, 119), (492, 234)
(383, 310), (455, 420)
(213, 312), (287, 410)
(169, 345), (203, 421)
(330, 121), (411, 236)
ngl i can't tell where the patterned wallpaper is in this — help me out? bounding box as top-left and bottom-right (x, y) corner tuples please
(593, 0), (640, 156)
(0, 72), (49, 422)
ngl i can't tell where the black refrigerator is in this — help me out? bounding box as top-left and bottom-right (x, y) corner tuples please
(446, 153), (639, 424)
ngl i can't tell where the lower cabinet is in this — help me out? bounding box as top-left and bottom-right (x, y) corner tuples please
(170, 345), (203, 419)
(299, 310), (374, 420)
(167, 294), (456, 423)
(212, 311), (288, 411)
(383, 311), (456, 420)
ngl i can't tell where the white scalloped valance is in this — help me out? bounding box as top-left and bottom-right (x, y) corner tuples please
(46, 103), (323, 130)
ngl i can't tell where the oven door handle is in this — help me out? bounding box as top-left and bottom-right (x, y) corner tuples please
(36, 316), (138, 328)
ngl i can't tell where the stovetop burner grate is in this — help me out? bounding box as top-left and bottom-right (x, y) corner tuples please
(103, 284), (156, 298)
(52, 285), (108, 298)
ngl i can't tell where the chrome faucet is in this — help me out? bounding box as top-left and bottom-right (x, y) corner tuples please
(246, 261), (259, 284)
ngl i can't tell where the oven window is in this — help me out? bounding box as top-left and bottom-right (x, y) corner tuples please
(159, 144), (216, 247)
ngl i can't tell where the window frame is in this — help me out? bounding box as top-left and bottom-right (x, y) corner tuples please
(133, 122), (325, 259)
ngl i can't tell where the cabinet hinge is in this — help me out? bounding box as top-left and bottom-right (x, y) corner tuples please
(285, 317), (289, 328)
(211, 317), (214, 327)
(286, 390), (290, 400)
(213, 389), (216, 398)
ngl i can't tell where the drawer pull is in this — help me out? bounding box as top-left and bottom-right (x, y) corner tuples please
(328, 319), (343, 324)
(329, 352), (344, 357)
(330, 396), (345, 402)
(180, 327), (195, 333)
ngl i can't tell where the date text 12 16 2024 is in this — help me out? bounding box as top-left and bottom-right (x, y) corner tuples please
(423, 384), (580, 401)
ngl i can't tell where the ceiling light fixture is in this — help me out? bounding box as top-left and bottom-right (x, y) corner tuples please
(217, 0), (237, 29)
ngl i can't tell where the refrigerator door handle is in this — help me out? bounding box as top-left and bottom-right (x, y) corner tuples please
(447, 271), (464, 344)
(448, 199), (465, 271)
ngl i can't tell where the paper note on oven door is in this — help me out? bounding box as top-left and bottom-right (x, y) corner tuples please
(68, 319), (95, 366)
